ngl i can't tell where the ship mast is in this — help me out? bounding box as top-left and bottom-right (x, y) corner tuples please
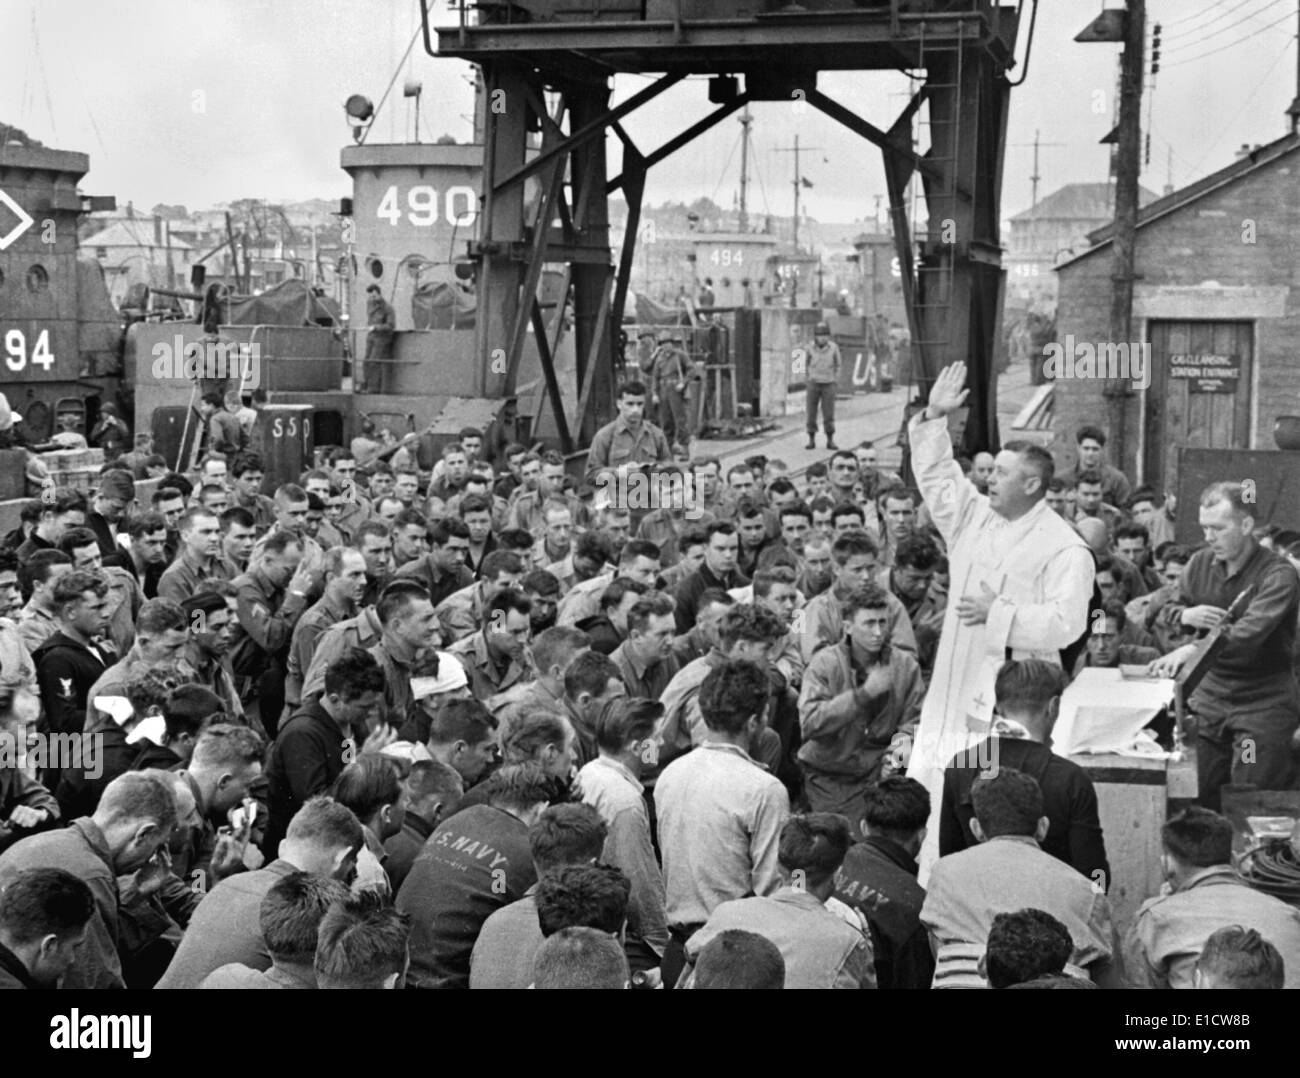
(738, 106), (752, 233)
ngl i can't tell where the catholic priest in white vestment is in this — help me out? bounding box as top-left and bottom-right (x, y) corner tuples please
(906, 363), (1095, 877)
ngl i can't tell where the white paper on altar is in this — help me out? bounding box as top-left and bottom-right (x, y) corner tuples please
(1052, 667), (1177, 757)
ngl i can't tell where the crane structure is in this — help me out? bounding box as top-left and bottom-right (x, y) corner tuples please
(423, 0), (1023, 457)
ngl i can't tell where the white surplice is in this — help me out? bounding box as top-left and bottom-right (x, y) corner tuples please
(907, 412), (1095, 878)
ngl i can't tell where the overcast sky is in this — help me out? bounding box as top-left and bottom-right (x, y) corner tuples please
(4, 0), (1298, 227)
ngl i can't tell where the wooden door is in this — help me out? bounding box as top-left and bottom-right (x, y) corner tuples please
(1144, 321), (1253, 496)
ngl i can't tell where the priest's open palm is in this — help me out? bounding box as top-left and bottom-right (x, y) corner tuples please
(925, 362), (970, 418)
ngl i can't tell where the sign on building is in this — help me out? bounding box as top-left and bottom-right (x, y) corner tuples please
(1168, 353), (1241, 394)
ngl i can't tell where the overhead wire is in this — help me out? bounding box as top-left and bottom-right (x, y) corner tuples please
(1165, 6), (1294, 68)
(1186, 38), (1295, 174)
(1163, 0), (1284, 43)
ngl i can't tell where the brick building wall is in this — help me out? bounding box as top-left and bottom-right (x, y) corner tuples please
(1052, 143), (1300, 491)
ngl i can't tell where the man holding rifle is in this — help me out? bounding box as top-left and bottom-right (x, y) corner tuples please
(1149, 481), (1300, 811)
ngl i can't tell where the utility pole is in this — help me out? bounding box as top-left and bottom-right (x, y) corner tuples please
(738, 106), (752, 233)
(1288, 0), (1300, 133)
(1108, 0), (1144, 472)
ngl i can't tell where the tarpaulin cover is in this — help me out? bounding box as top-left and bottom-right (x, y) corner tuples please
(411, 280), (477, 330)
(225, 279), (340, 327)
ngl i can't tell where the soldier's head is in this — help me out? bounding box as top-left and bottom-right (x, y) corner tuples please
(616, 382), (647, 425)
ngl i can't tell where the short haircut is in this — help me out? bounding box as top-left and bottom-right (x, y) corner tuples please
(694, 929), (785, 990)
(322, 648), (385, 702)
(970, 768), (1044, 839)
(404, 759), (464, 813)
(530, 626), (589, 675)
(129, 512), (168, 539)
(57, 526), (99, 556)
(190, 723), (265, 774)
(285, 796), (365, 854)
(706, 521), (737, 543)
(1076, 425), (1106, 446)
(1096, 597), (1129, 631)
(532, 925), (629, 989)
(618, 380), (647, 398)
(619, 539), (661, 566)
(1074, 468), (1104, 488)
(23, 549), (72, 589)
(879, 484), (916, 508)
(426, 697), (496, 746)
(598, 576), (648, 613)
(626, 591), (674, 635)
(485, 589), (533, 631)
(501, 710), (568, 764)
(698, 658), (769, 735)
(1161, 543), (1192, 566)
(536, 863), (631, 937)
(94, 770), (178, 833)
(498, 529), (537, 554)
(894, 533), (941, 572)
(136, 598), (188, 638)
(275, 483), (308, 505)
(0, 868), (96, 945)
(314, 892), (411, 988)
(1197, 926), (1285, 990)
(124, 663), (190, 717)
(1005, 441), (1055, 488)
(331, 756), (402, 824)
(734, 495), (765, 522)
(220, 507), (256, 532)
(777, 500), (812, 525)
(1161, 807), (1233, 868)
(480, 550), (524, 581)
(259, 871), (349, 962)
(594, 697), (661, 755)
(482, 762), (560, 812)
(778, 813), (852, 886)
(563, 650), (622, 701)
(458, 493), (491, 518)
(153, 482), (189, 504)
(376, 580), (431, 626)
(392, 508), (426, 533)
(994, 660), (1066, 718)
(696, 587), (735, 614)
(718, 603), (786, 649)
(1199, 481), (1254, 520)
(163, 684), (224, 741)
(862, 776), (930, 840)
(232, 452), (265, 477)
(52, 569), (108, 611)
(43, 489), (87, 517)
(752, 566), (797, 600)
(831, 531), (877, 564)
(259, 529), (302, 558)
(1114, 522), (1150, 546)
(841, 583), (890, 620)
(985, 908), (1075, 989)
(429, 517), (471, 545)
(573, 530), (612, 564)
(528, 803), (608, 874)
